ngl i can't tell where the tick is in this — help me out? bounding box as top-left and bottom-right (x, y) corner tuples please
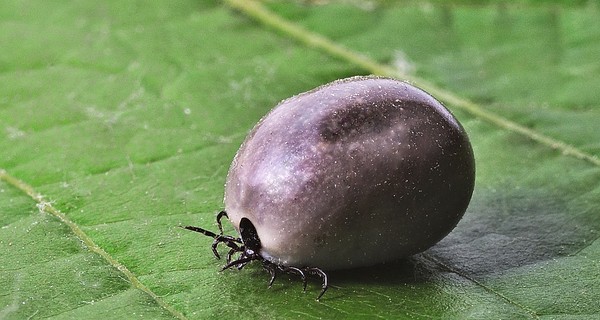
(183, 76), (475, 300)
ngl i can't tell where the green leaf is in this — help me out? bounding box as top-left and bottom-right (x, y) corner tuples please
(1, 0), (599, 319)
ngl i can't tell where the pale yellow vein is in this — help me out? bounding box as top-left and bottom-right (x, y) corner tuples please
(223, 0), (600, 167)
(0, 169), (188, 320)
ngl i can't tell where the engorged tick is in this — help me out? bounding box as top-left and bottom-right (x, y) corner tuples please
(183, 76), (476, 300)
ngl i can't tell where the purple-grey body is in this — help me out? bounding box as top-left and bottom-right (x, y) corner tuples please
(224, 76), (475, 270)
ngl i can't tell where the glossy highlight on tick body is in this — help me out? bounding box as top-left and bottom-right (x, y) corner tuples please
(183, 76), (476, 300)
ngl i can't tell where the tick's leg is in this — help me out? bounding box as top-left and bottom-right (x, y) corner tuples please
(216, 211), (228, 235)
(304, 267), (328, 301)
(226, 248), (238, 263)
(210, 238), (222, 259)
(182, 225), (217, 238)
(219, 235), (243, 248)
(236, 261), (247, 270)
(182, 225), (242, 259)
(210, 235), (243, 260)
(182, 225), (223, 259)
(283, 266), (307, 292)
(182, 226), (241, 245)
(263, 262), (277, 288)
(221, 253), (259, 271)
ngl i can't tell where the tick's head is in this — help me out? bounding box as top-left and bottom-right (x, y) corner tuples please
(239, 217), (262, 254)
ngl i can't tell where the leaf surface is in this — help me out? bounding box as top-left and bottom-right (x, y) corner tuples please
(1, 1), (599, 319)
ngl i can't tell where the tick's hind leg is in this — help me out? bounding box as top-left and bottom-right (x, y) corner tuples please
(261, 263), (306, 291)
(260, 261), (329, 300)
(263, 262), (277, 287)
(282, 266), (307, 292)
(303, 267), (328, 301)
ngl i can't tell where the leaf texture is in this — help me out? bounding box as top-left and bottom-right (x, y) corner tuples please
(1, 1), (599, 319)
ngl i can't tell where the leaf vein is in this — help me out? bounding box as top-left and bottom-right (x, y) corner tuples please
(223, 0), (600, 168)
(0, 169), (188, 320)
(422, 253), (540, 319)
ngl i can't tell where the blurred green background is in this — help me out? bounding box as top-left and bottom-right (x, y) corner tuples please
(1, 1), (599, 319)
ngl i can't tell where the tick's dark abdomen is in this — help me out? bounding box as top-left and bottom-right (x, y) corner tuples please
(224, 76), (475, 270)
